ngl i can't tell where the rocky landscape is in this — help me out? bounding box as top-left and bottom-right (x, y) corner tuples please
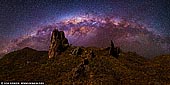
(0, 29), (170, 84)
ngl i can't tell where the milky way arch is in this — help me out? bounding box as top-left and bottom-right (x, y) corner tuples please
(2, 14), (170, 58)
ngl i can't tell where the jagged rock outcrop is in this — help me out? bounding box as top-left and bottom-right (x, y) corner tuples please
(48, 29), (69, 58)
(109, 40), (120, 58)
(109, 40), (115, 55)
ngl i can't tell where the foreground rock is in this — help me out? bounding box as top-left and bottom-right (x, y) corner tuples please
(48, 29), (69, 58)
(72, 47), (82, 56)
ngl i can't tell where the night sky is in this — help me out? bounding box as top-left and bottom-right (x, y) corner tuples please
(0, 0), (170, 38)
(0, 0), (170, 58)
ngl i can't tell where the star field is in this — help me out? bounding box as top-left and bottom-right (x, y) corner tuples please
(0, 0), (170, 57)
(0, 0), (170, 38)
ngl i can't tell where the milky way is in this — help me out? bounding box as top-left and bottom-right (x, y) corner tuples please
(0, 0), (170, 58)
(1, 14), (169, 58)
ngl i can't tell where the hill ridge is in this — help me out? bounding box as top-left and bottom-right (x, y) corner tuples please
(0, 29), (170, 84)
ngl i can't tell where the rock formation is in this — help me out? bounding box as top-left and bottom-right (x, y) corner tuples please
(109, 40), (115, 56)
(72, 47), (82, 56)
(48, 29), (69, 58)
(109, 40), (120, 58)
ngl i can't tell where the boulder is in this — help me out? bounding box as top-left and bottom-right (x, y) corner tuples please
(72, 47), (82, 56)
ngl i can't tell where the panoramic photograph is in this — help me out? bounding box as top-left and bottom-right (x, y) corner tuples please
(0, 0), (170, 84)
